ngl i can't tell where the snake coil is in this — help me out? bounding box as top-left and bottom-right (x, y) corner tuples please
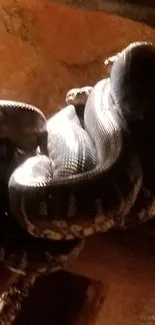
(0, 41), (155, 271)
(9, 42), (155, 241)
(1, 41), (155, 324)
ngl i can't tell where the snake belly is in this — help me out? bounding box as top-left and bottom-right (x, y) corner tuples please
(8, 78), (142, 240)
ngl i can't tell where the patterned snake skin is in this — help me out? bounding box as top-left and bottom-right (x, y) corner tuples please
(0, 103), (84, 324)
(8, 77), (142, 241)
(7, 41), (155, 242)
(1, 40), (155, 323)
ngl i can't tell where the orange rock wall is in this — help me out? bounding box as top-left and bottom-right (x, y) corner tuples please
(0, 0), (155, 118)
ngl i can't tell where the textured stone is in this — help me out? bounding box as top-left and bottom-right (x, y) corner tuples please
(49, 0), (155, 29)
(0, 0), (155, 118)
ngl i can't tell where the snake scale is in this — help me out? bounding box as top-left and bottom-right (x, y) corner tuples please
(0, 40), (155, 323)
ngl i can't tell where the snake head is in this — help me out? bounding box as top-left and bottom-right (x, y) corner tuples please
(104, 52), (121, 73)
(66, 86), (93, 107)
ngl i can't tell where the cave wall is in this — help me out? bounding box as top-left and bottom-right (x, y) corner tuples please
(0, 0), (155, 117)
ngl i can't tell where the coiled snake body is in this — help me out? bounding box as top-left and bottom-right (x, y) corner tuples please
(8, 77), (142, 241)
(0, 40), (155, 324)
(0, 40), (155, 266)
(8, 42), (155, 242)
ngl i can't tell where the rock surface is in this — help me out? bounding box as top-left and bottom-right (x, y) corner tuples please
(0, 0), (155, 117)
(69, 224), (155, 325)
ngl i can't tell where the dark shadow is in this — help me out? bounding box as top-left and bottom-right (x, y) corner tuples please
(14, 271), (104, 325)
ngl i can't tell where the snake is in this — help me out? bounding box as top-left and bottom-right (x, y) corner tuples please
(1, 40), (155, 323)
(8, 41), (155, 242)
(7, 41), (155, 242)
(0, 102), (83, 324)
(0, 101), (83, 272)
(1, 40), (155, 264)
